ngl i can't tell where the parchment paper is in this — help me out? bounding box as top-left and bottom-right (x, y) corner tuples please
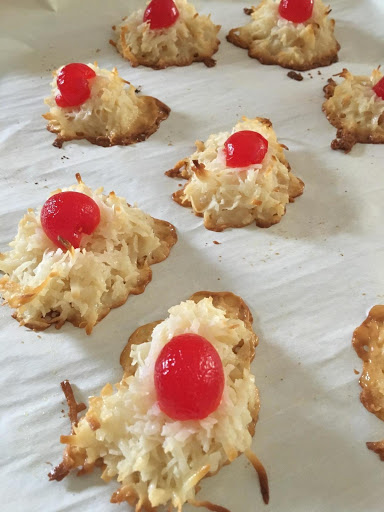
(1, 0), (384, 510)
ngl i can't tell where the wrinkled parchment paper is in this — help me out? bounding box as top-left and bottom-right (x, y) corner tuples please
(1, 0), (384, 510)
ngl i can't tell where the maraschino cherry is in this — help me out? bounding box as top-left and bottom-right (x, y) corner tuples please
(373, 77), (384, 100)
(154, 333), (225, 421)
(224, 130), (269, 168)
(278, 0), (314, 24)
(55, 63), (96, 108)
(143, 0), (180, 30)
(41, 191), (100, 250)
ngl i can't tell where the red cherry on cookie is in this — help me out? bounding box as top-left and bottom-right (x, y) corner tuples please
(143, 0), (180, 30)
(40, 191), (100, 250)
(373, 77), (384, 100)
(55, 63), (96, 108)
(278, 0), (314, 24)
(154, 333), (225, 421)
(224, 130), (269, 168)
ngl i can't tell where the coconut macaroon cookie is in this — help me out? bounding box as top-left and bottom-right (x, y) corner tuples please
(0, 175), (177, 334)
(353, 306), (384, 460)
(43, 62), (170, 147)
(111, 0), (221, 69)
(227, 0), (340, 71)
(167, 117), (304, 231)
(323, 68), (384, 152)
(49, 291), (269, 510)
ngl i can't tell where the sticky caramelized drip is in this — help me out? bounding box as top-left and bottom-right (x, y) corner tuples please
(245, 449), (270, 505)
(352, 305), (384, 460)
(188, 499), (231, 512)
(352, 305), (384, 421)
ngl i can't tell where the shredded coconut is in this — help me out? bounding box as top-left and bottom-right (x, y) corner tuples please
(70, 298), (258, 509)
(324, 68), (384, 134)
(174, 117), (303, 230)
(114, 0), (220, 68)
(43, 63), (169, 146)
(0, 179), (173, 333)
(227, 0), (339, 71)
(44, 64), (140, 138)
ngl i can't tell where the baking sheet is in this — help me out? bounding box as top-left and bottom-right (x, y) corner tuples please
(1, 0), (384, 510)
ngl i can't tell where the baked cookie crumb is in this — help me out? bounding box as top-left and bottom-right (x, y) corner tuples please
(287, 71), (303, 81)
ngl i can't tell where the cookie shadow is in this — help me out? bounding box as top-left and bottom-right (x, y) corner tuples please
(191, 337), (384, 511)
(269, 147), (357, 241)
(336, 21), (384, 66)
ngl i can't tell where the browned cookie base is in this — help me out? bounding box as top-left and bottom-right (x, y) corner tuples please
(226, 25), (339, 72)
(47, 98), (170, 148)
(168, 148), (304, 232)
(111, 25), (220, 70)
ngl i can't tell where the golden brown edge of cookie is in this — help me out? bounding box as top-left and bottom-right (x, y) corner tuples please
(226, 5), (340, 72)
(121, 290), (257, 375)
(366, 440), (384, 461)
(166, 118), (304, 231)
(50, 291), (263, 508)
(111, 22), (221, 70)
(322, 71), (384, 153)
(352, 305), (384, 460)
(170, 172), (303, 232)
(45, 98), (170, 148)
(352, 305), (384, 422)
(1, 217), (177, 335)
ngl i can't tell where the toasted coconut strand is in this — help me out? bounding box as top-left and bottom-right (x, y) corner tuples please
(227, 0), (339, 71)
(165, 158), (189, 178)
(171, 117), (303, 231)
(61, 380), (86, 428)
(110, 485), (156, 512)
(183, 465), (211, 491)
(0, 180), (177, 333)
(188, 499), (231, 512)
(3, 272), (57, 308)
(352, 305), (384, 422)
(48, 461), (71, 482)
(52, 291), (261, 510)
(44, 63), (170, 148)
(114, 0), (220, 69)
(245, 449), (269, 504)
(166, 142), (206, 179)
(367, 440), (384, 461)
(322, 68), (384, 153)
(48, 381), (87, 482)
(192, 160), (209, 181)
